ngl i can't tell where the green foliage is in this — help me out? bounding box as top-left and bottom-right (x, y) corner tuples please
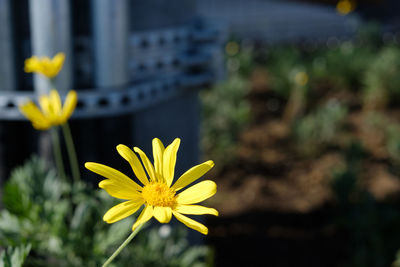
(200, 41), (256, 169)
(0, 245), (31, 267)
(356, 22), (383, 47)
(264, 42), (374, 102)
(201, 30), (386, 167)
(0, 156), (210, 266)
(363, 47), (400, 109)
(200, 74), (251, 169)
(310, 43), (374, 92)
(361, 112), (400, 169)
(293, 100), (347, 155)
(265, 46), (304, 98)
(226, 44), (255, 77)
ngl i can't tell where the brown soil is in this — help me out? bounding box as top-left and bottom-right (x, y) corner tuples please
(205, 68), (400, 267)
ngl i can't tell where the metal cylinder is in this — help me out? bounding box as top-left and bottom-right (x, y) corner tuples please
(92, 0), (129, 88)
(29, 0), (72, 94)
(0, 0), (15, 91)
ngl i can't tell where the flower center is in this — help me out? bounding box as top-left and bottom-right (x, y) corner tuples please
(141, 182), (177, 208)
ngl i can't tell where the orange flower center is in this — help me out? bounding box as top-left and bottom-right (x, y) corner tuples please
(141, 182), (177, 208)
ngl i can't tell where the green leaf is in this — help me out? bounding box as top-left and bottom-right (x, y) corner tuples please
(0, 244), (31, 267)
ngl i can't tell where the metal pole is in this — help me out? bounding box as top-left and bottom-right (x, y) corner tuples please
(0, 0), (15, 91)
(29, 0), (72, 94)
(92, 0), (129, 88)
(87, 0), (129, 172)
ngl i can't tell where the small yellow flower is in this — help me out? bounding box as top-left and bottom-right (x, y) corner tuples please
(19, 89), (78, 130)
(336, 0), (356, 15)
(24, 53), (65, 78)
(225, 41), (240, 56)
(85, 138), (218, 235)
(294, 71), (308, 86)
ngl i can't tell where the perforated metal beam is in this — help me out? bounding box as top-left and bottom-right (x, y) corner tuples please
(0, 72), (213, 120)
(0, 23), (224, 120)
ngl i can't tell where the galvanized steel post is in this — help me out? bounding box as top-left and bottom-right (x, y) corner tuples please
(0, 0), (15, 91)
(29, 0), (72, 94)
(92, 0), (129, 88)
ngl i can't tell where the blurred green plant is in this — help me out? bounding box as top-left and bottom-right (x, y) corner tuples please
(310, 43), (374, 92)
(0, 245), (31, 267)
(356, 22), (383, 47)
(363, 47), (400, 110)
(361, 112), (400, 170)
(225, 41), (255, 77)
(265, 46), (303, 98)
(0, 156), (211, 266)
(282, 67), (309, 123)
(293, 100), (347, 156)
(200, 73), (251, 170)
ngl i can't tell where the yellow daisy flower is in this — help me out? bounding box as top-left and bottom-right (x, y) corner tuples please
(85, 138), (218, 235)
(24, 52), (65, 78)
(19, 89), (78, 130)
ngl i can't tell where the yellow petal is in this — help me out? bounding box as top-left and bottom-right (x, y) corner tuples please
(176, 180), (217, 205)
(52, 52), (65, 67)
(39, 95), (52, 116)
(117, 144), (149, 185)
(61, 90), (77, 123)
(40, 58), (53, 77)
(175, 205), (218, 216)
(152, 138), (165, 181)
(85, 162), (142, 192)
(32, 122), (51, 130)
(19, 101), (51, 130)
(163, 138), (180, 187)
(99, 179), (141, 200)
(47, 53), (65, 78)
(172, 160), (214, 191)
(50, 89), (62, 116)
(103, 199), (144, 223)
(133, 147), (156, 182)
(173, 211), (208, 235)
(24, 56), (40, 73)
(153, 206), (172, 223)
(132, 205), (153, 231)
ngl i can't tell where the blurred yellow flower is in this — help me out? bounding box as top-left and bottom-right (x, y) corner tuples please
(294, 71), (309, 86)
(225, 41), (240, 56)
(24, 52), (65, 78)
(85, 138), (218, 235)
(336, 0), (356, 15)
(19, 89), (77, 130)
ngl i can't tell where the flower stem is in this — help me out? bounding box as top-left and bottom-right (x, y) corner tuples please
(102, 224), (145, 267)
(50, 128), (66, 180)
(61, 122), (80, 182)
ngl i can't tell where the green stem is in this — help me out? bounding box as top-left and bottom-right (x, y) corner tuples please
(61, 122), (81, 182)
(102, 224), (145, 267)
(50, 128), (66, 180)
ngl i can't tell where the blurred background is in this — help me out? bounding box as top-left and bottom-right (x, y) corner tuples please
(2, 0), (400, 266)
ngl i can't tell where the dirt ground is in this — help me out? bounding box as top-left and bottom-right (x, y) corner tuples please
(204, 68), (400, 266)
